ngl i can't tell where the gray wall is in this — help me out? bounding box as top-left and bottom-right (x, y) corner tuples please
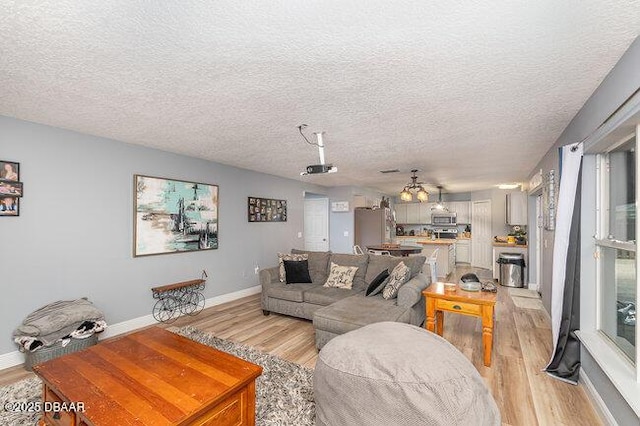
(328, 186), (386, 254)
(528, 36), (640, 424)
(0, 116), (325, 355)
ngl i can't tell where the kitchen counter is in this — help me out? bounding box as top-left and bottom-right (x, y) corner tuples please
(418, 239), (457, 245)
(493, 242), (528, 248)
(395, 235), (471, 241)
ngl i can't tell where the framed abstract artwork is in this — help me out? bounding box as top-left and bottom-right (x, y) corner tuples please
(248, 197), (287, 222)
(134, 175), (219, 256)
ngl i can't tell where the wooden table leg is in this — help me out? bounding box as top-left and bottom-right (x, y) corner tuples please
(435, 310), (444, 336)
(481, 304), (494, 367)
(426, 297), (436, 333)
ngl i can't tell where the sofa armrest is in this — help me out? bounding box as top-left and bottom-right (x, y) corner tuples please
(397, 273), (430, 309)
(259, 266), (280, 287)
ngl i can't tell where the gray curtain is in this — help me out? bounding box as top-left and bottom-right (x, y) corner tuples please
(544, 167), (581, 384)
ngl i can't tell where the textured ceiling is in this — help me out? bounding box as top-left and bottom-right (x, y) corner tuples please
(1, 1), (639, 195)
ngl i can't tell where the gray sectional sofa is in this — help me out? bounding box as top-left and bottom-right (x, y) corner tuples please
(259, 249), (430, 349)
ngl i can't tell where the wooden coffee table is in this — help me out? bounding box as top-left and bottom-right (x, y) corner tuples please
(422, 282), (497, 367)
(32, 327), (263, 425)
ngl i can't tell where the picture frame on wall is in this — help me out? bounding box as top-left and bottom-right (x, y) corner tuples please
(0, 180), (23, 197)
(0, 159), (21, 217)
(0, 196), (18, 216)
(0, 161), (19, 181)
(134, 175), (219, 257)
(248, 197), (287, 222)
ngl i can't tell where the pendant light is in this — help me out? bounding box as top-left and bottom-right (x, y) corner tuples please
(432, 186), (448, 210)
(399, 170), (429, 202)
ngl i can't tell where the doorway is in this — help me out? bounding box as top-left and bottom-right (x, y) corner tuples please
(304, 198), (329, 251)
(471, 200), (492, 270)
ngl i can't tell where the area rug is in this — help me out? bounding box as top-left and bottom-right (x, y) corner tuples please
(508, 288), (540, 299)
(0, 327), (315, 426)
(509, 288), (545, 310)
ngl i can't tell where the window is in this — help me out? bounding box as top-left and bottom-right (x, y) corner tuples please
(596, 134), (637, 363)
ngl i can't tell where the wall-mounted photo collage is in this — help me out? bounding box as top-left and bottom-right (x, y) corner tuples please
(248, 197), (287, 222)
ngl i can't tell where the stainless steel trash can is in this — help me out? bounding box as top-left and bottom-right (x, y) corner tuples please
(497, 253), (525, 288)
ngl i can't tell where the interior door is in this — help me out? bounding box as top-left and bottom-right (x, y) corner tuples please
(471, 200), (492, 269)
(304, 198), (329, 251)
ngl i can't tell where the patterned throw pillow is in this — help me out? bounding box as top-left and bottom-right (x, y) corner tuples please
(323, 262), (359, 289)
(278, 253), (308, 282)
(382, 262), (411, 299)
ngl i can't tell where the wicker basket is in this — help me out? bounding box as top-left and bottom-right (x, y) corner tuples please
(24, 334), (98, 371)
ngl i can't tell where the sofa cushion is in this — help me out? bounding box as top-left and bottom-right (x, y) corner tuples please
(284, 260), (312, 284)
(266, 282), (322, 303)
(291, 249), (332, 284)
(304, 286), (361, 306)
(278, 253), (308, 282)
(365, 255), (426, 283)
(324, 262), (358, 289)
(328, 254), (369, 291)
(313, 295), (411, 335)
(366, 269), (390, 297)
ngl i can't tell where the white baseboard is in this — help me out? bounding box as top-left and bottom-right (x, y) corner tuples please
(0, 285), (262, 371)
(0, 350), (24, 370)
(579, 367), (618, 426)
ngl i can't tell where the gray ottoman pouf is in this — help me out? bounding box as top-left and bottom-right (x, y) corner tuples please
(313, 321), (500, 426)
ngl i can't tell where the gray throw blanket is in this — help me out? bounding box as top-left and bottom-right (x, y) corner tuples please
(13, 298), (105, 348)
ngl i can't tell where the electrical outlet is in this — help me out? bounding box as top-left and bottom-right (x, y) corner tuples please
(343, 231), (349, 237)
(297, 232), (302, 238)
(254, 265), (260, 275)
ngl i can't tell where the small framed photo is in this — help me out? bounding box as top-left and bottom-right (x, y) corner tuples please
(0, 161), (19, 181)
(0, 181), (23, 197)
(0, 196), (19, 216)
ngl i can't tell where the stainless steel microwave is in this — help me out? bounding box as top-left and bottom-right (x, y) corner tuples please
(431, 212), (457, 226)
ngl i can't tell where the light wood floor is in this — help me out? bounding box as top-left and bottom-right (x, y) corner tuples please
(0, 266), (601, 426)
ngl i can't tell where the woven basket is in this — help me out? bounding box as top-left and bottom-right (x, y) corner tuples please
(24, 334), (98, 371)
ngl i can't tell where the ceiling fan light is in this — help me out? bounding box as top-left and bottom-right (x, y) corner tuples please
(400, 188), (413, 201)
(416, 187), (429, 202)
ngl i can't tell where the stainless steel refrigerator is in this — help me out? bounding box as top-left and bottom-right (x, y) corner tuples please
(354, 208), (393, 248)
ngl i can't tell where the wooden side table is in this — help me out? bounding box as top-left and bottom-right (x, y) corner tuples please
(422, 282), (497, 367)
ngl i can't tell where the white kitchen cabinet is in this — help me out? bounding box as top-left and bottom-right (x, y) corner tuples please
(456, 239), (471, 263)
(419, 203), (432, 224)
(449, 201), (471, 224)
(506, 192), (527, 225)
(394, 204), (407, 224)
(406, 203), (421, 223)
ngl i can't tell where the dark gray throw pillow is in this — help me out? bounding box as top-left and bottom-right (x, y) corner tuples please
(366, 269), (390, 296)
(283, 259), (312, 284)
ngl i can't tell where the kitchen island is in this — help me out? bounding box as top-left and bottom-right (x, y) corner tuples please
(419, 240), (456, 279)
(394, 236), (456, 279)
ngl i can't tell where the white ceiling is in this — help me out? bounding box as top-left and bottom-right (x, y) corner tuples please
(1, 1), (639, 195)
